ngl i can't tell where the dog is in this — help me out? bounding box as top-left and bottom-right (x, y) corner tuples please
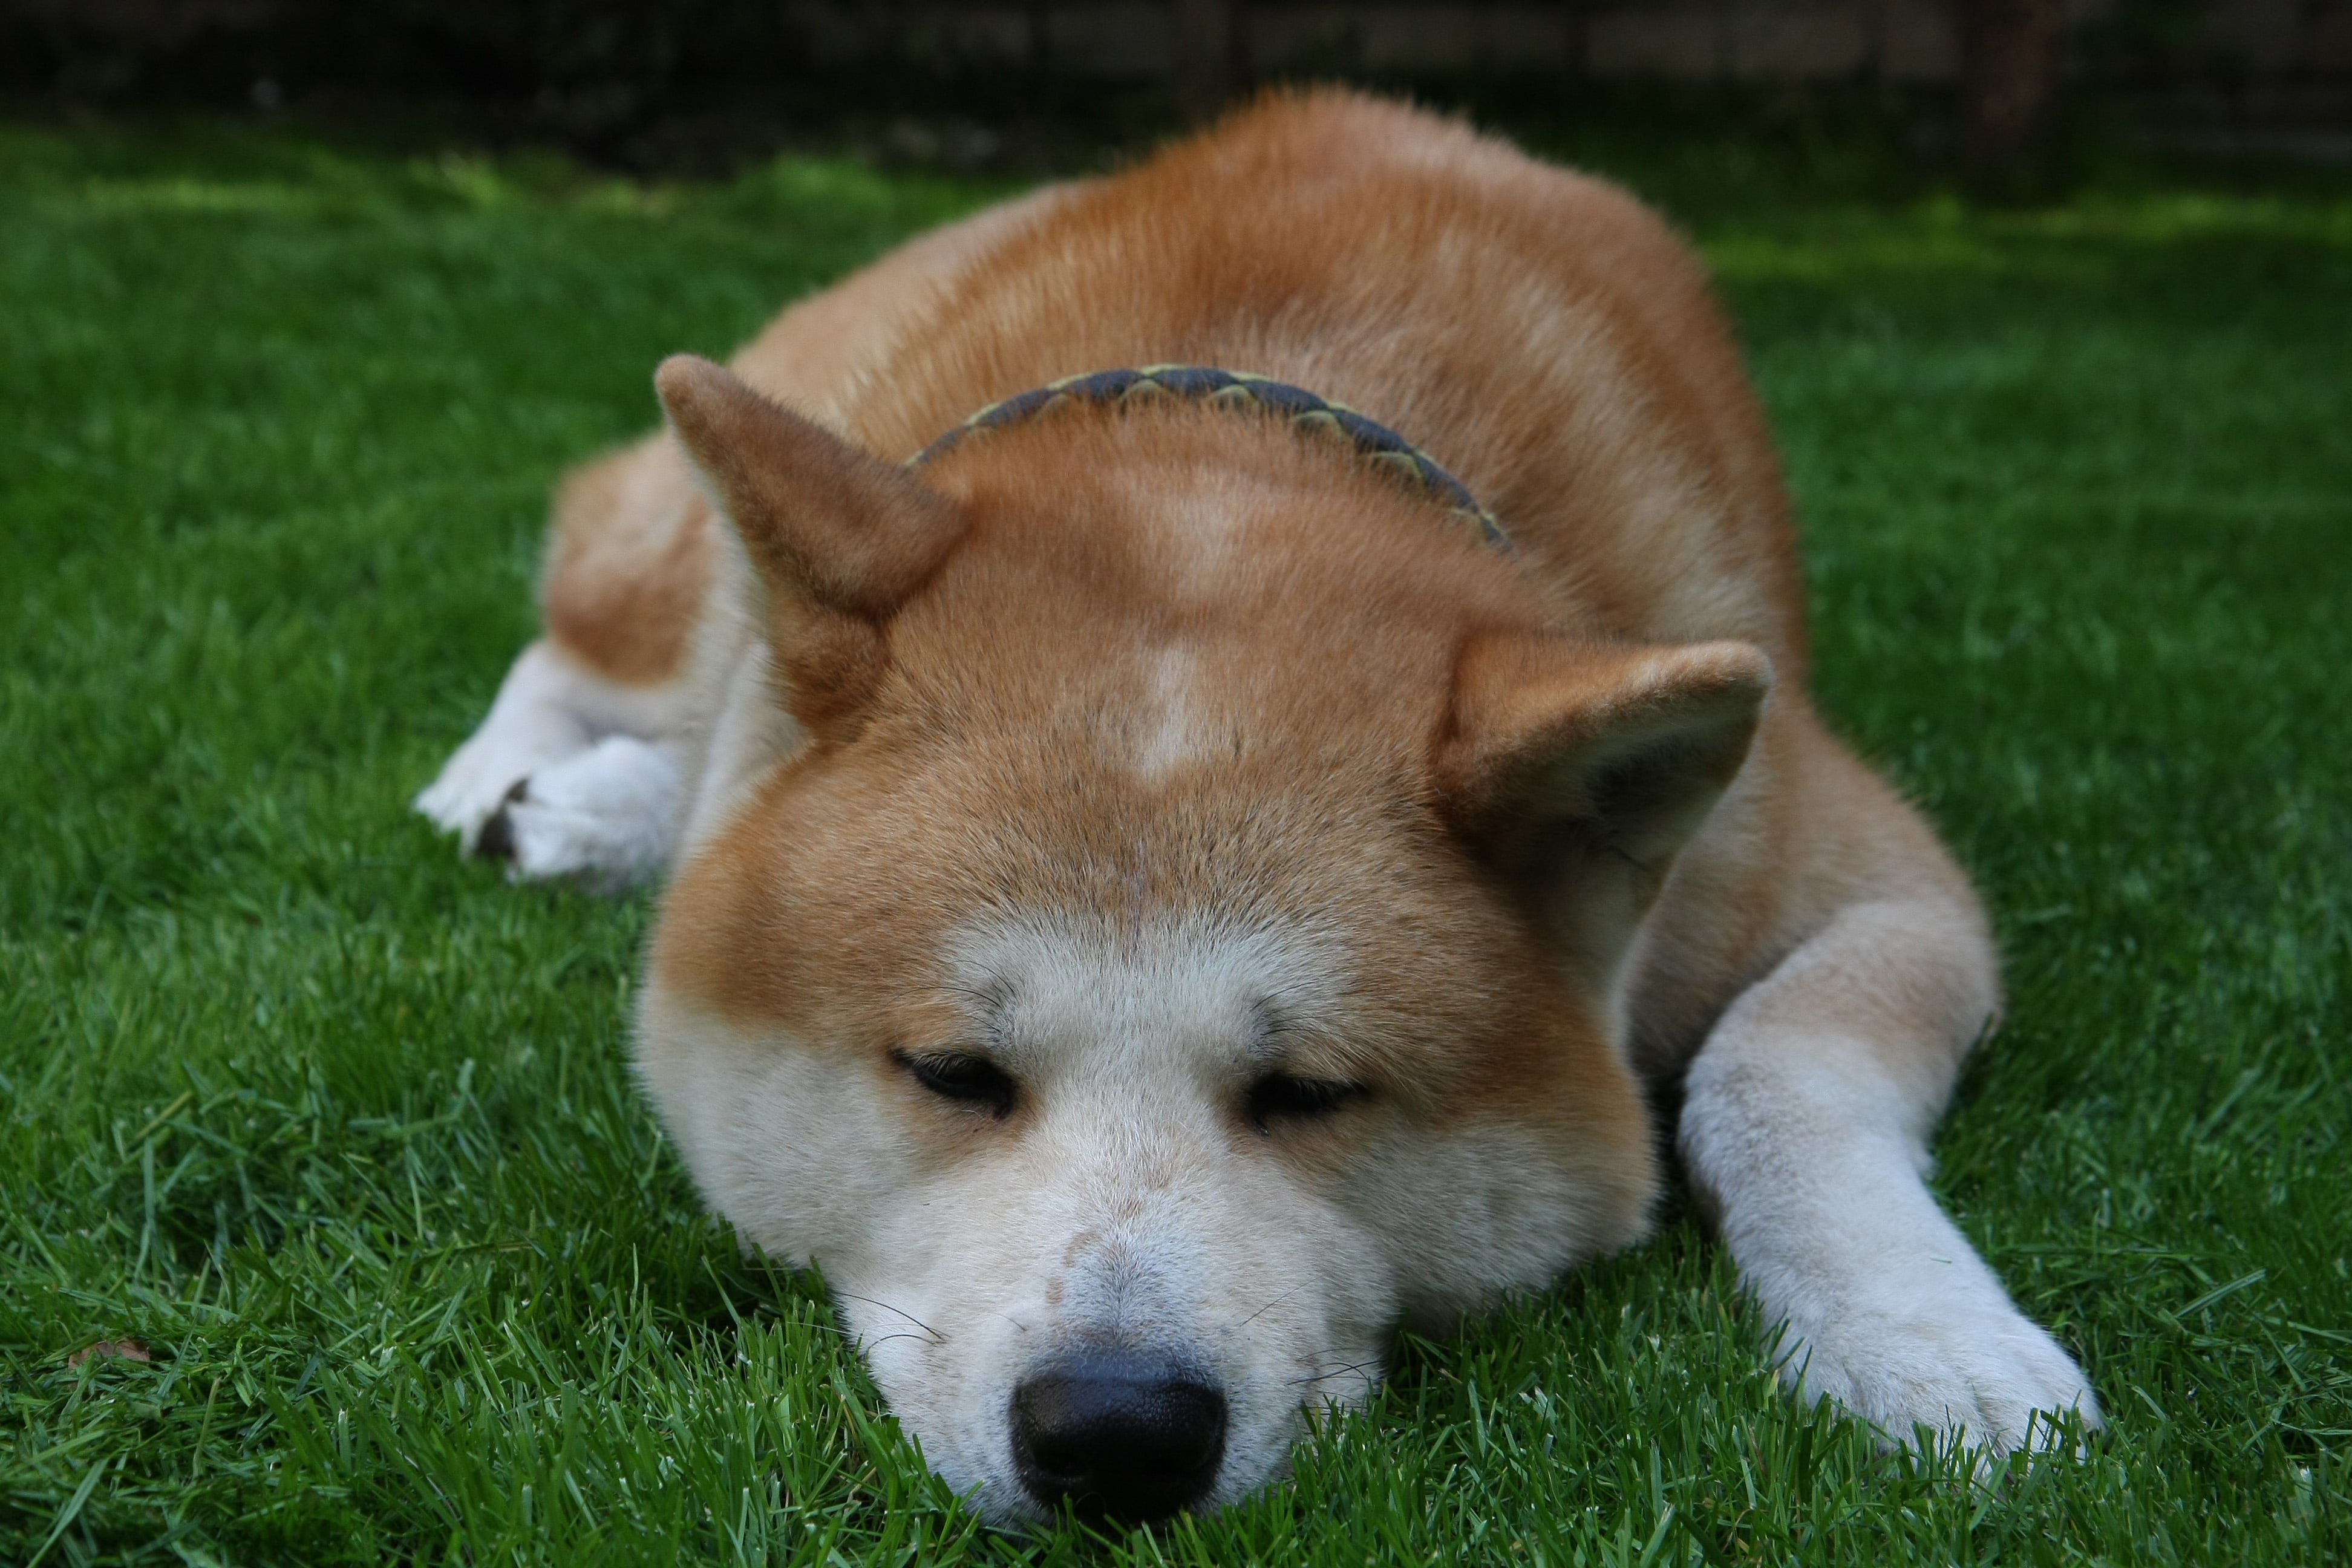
(417, 90), (2099, 1524)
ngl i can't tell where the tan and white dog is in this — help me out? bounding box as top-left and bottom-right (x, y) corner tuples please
(418, 91), (2098, 1523)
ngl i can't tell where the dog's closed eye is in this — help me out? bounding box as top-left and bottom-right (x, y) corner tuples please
(1244, 1073), (1366, 1134)
(896, 1050), (1019, 1117)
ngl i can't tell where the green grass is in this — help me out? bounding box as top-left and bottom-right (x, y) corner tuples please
(2, 116), (2348, 1566)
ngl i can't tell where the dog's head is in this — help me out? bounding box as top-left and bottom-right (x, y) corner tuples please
(636, 358), (1768, 1524)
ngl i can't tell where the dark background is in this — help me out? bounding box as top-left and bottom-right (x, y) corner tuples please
(5, 1), (2348, 186)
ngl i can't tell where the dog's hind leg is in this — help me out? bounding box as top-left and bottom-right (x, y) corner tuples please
(417, 184), (1074, 886)
(413, 638), (697, 884)
(416, 434), (717, 887)
(1676, 887), (2101, 1462)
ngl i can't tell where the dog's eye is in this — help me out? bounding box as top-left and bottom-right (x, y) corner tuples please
(895, 1050), (1019, 1117)
(1245, 1072), (1365, 1133)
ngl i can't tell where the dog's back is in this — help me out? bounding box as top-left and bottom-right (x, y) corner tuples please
(843, 94), (1802, 669)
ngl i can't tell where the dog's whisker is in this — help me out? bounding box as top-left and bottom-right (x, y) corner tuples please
(831, 1290), (947, 1344)
(1230, 1283), (1308, 1330)
(1290, 1359), (1380, 1390)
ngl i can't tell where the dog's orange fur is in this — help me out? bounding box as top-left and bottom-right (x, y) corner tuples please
(561, 91), (1975, 1088)
(635, 88), (1942, 1256)
(541, 186), (1075, 688)
(448, 90), (2098, 1498)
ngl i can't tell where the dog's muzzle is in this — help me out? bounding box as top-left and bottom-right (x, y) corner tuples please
(1009, 1350), (1228, 1523)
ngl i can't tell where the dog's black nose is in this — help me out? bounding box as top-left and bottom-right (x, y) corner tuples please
(1010, 1353), (1227, 1522)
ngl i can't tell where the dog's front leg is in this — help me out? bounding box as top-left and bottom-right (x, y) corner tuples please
(1677, 895), (2100, 1459)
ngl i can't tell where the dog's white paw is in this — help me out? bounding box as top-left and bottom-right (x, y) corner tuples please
(416, 707), (592, 852)
(416, 730), (584, 851)
(1778, 1286), (2100, 1459)
(480, 734), (681, 889)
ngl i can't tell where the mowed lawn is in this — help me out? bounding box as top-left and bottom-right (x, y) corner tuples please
(2, 116), (2347, 1566)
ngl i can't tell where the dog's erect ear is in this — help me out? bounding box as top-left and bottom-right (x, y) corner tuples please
(655, 354), (964, 739)
(1436, 634), (1771, 979)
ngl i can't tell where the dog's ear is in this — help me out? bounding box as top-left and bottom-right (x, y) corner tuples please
(655, 354), (964, 740)
(1436, 633), (1771, 980)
